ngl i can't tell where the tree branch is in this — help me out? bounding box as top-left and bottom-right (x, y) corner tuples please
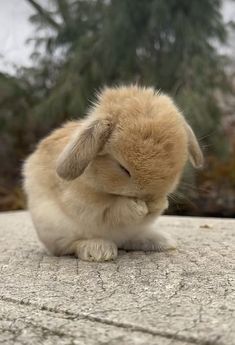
(26, 0), (61, 31)
(57, 0), (71, 26)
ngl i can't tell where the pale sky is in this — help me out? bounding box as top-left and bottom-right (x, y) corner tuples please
(0, 0), (34, 73)
(0, 0), (235, 74)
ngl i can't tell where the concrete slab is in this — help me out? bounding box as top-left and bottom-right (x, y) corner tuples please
(0, 211), (234, 345)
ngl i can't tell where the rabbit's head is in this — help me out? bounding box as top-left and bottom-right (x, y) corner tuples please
(56, 86), (203, 201)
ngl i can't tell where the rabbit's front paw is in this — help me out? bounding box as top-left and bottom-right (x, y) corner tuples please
(147, 198), (169, 215)
(75, 239), (118, 262)
(129, 199), (148, 219)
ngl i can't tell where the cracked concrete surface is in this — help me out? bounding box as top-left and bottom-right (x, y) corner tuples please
(0, 212), (234, 345)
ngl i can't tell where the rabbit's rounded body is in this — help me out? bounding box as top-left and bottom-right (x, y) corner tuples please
(23, 86), (203, 261)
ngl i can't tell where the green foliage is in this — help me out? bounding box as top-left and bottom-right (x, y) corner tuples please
(0, 0), (234, 213)
(0, 73), (35, 184)
(24, 0), (231, 148)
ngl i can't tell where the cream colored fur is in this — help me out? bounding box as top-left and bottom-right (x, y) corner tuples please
(23, 85), (203, 261)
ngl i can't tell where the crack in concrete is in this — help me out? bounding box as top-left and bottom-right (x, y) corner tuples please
(96, 289), (116, 302)
(0, 321), (77, 344)
(96, 270), (106, 292)
(0, 295), (222, 345)
(169, 278), (186, 299)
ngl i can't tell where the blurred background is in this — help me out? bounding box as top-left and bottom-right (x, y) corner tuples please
(0, 0), (235, 217)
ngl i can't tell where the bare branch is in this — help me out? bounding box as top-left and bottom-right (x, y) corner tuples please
(26, 0), (61, 31)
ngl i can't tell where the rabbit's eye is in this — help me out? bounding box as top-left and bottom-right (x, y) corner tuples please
(119, 163), (131, 177)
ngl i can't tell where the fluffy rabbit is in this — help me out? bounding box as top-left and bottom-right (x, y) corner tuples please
(23, 85), (203, 261)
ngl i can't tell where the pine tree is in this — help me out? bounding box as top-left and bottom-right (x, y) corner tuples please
(0, 0), (233, 212)
(25, 0), (231, 153)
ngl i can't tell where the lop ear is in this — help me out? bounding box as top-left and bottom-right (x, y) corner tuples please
(185, 123), (204, 168)
(56, 119), (113, 180)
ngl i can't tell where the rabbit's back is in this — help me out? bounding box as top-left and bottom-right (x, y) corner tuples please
(23, 121), (80, 195)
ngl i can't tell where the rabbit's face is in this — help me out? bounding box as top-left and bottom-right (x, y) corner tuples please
(86, 114), (188, 200)
(56, 86), (203, 201)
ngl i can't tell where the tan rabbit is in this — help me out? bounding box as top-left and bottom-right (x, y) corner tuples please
(23, 85), (203, 261)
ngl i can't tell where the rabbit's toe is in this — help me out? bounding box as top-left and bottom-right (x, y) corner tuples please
(75, 239), (118, 262)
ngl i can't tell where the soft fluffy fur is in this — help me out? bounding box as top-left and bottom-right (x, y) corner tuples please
(23, 85), (203, 261)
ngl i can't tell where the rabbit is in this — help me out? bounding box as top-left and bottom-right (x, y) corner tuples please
(23, 85), (203, 262)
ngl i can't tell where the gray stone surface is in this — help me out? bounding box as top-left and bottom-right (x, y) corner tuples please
(0, 212), (234, 345)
